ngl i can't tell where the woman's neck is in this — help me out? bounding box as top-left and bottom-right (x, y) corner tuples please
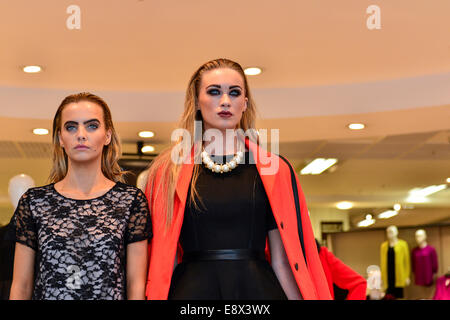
(204, 132), (243, 156)
(56, 159), (113, 196)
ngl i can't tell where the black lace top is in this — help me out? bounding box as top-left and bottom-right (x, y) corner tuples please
(12, 182), (152, 300)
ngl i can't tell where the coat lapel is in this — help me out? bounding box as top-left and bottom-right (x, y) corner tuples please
(246, 138), (277, 196)
(175, 150), (195, 204)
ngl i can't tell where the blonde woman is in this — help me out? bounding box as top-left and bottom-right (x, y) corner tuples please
(145, 59), (331, 300)
(10, 93), (151, 300)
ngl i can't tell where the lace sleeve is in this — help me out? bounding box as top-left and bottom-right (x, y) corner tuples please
(13, 191), (38, 250)
(126, 189), (152, 244)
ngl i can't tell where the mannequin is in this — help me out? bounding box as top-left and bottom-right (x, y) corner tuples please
(136, 169), (149, 192)
(366, 265), (383, 300)
(8, 174), (35, 209)
(0, 174), (35, 300)
(380, 225), (410, 299)
(411, 229), (438, 286)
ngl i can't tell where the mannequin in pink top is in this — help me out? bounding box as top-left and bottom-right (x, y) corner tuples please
(411, 229), (438, 287)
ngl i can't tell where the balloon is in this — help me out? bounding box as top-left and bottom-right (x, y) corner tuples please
(136, 169), (149, 192)
(8, 174), (35, 210)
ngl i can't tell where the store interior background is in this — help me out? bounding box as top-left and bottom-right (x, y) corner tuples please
(0, 1), (449, 299)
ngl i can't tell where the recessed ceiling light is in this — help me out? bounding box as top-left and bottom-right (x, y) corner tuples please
(138, 131), (154, 138)
(300, 158), (338, 175)
(348, 123), (365, 130)
(244, 67), (262, 76)
(33, 128), (49, 135)
(23, 65), (42, 73)
(141, 145), (155, 153)
(336, 201), (353, 210)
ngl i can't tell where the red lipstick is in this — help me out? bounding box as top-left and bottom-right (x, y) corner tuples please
(218, 111), (232, 118)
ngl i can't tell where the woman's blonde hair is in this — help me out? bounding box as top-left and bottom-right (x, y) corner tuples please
(49, 92), (125, 183)
(147, 58), (259, 228)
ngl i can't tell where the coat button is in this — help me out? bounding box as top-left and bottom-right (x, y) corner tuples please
(280, 222), (284, 229)
(294, 263), (298, 271)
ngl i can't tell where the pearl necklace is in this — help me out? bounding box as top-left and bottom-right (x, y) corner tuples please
(201, 149), (244, 173)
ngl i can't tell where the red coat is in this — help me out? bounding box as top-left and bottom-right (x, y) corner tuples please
(145, 139), (332, 300)
(319, 246), (367, 300)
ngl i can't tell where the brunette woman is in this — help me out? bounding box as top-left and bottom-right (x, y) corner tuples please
(10, 93), (151, 300)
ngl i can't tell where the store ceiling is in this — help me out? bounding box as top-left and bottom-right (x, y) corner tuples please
(0, 0), (449, 229)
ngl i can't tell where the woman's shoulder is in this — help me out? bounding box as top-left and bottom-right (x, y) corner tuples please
(114, 182), (146, 198)
(22, 184), (54, 198)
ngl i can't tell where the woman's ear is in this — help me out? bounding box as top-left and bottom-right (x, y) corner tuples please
(105, 129), (112, 146)
(58, 132), (64, 148)
(244, 97), (248, 112)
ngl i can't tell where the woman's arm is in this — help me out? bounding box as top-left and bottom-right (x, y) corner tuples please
(268, 229), (302, 300)
(322, 247), (367, 300)
(126, 240), (148, 300)
(10, 243), (35, 300)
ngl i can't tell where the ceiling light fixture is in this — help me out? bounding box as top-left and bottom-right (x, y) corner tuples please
(23, 65), (42, 73)
(406, 184), (447, 203)
(138, 131), (154, 138)
(336, 201), (353, 210)
(447, 178), (450, 183)
(244, 67), (262, 76)
(393, 203), (401, 211)
(378, 210), (398, 219)
(348, 123), (365, 130)
(141, 145), (155, 153)
(300, 158), (338, 175)
(33, 128), (49, 135)
(357, 214), (375, 227)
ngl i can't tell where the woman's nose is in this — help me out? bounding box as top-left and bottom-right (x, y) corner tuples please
(220, 94), (231, 107)
(76, 127), (87, 141)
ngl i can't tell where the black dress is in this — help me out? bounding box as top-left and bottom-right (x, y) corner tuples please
(168, 151), (287, 300)
(12, 182), (152, 300)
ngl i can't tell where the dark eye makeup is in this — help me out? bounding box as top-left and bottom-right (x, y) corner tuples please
(206, 87), (242, 97)
(207, 88), (220, 96)
(63, 119), (100, 132)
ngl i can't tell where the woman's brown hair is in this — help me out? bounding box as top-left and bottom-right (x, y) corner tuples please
(49, 92), (125, 183)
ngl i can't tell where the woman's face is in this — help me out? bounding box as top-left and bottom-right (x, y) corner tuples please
(58, 101), (111, 165)
(197, 68), (248, 133)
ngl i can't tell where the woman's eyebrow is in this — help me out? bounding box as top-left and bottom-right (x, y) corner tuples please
(83, 118), (100, 124)
(63, 118), (100, 126)
(206, 84), (242, 89)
